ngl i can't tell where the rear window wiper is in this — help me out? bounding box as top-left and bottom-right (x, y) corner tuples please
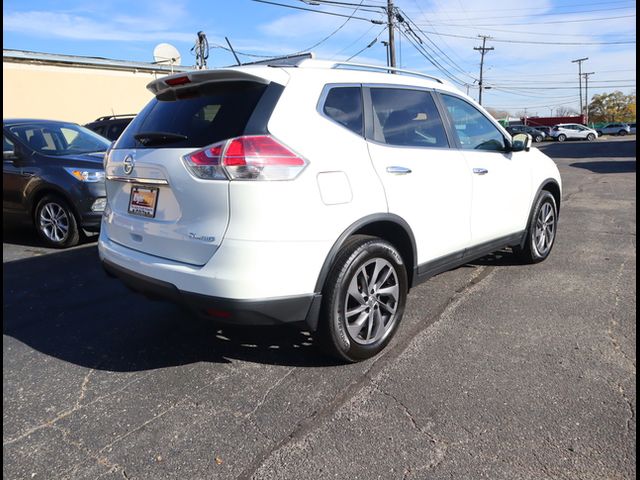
(134, 132), (188, 146)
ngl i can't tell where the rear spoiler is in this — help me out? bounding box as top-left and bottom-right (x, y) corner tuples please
(147, 69), (275, 96)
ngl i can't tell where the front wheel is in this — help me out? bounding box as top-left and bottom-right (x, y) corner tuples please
(618, 130), (627, 136)
(34, 195), (80, 248)
(534, 135), (543, 143)
(587, 133), (596, 141)
(513, 191), (558, 264)
(318, 235), (408, 362)
(557, 134), (567, 142)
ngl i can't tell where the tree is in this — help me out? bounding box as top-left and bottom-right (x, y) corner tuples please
(588, 91), (636, 123)
(485, 107), (512, 119)
(555, 106), (579, 117)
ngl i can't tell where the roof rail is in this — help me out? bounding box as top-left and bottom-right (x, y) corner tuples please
(236, 52), (315, 68)
(331, 62), (444, 84)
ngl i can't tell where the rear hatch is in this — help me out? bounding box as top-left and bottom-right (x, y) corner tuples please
(104, 70), (285, 265)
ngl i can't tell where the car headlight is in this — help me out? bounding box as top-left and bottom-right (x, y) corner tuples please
(64, 167), (105, 182)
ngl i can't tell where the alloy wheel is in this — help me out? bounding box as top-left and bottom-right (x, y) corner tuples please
(343, 258), (400, 345)
(39, 202), (70, 243)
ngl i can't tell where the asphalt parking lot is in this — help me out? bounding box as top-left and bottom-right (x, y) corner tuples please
(3, 137), (636, 479)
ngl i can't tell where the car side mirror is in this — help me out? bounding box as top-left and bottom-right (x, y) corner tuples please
(509, 133), (532, 152)
(3, 149), (18, 161)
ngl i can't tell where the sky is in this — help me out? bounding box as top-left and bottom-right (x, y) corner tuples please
(3, 0), (636, 117)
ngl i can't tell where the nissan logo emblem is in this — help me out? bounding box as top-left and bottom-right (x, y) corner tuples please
(123, 155), (135, 175)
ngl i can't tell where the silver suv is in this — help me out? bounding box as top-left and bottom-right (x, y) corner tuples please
(550, 123), (598, 142)
(596, 123), (631, 136)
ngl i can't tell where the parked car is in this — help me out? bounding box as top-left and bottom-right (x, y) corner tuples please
(99, 60), (562, 362)
(629, 123), (636, 134)
(550, 123), (598, 142)
(3, 119), (110, 247)
(85, 114), (135, 141)
(596, 122), (631, 136)
(534, 126), (553, 139)
(506, 125), (547, 143)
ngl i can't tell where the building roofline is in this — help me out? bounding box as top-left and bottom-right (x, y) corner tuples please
(3, 49), (194, 74)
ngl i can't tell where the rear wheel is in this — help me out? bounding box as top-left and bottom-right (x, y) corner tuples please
(318, 235), (408, 362)
(34, 195), (80, 248)
(587, 133), (596, 141)
(513, 191), (558, 264)
(557, 134), (567, 142)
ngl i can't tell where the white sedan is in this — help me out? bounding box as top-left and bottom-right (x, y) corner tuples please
(550, 123), (598, 142)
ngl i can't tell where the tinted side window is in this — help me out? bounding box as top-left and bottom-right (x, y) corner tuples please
(441, 95), (506, 151)
(322, 87), (363, 135)
(370, 88), (448, 148)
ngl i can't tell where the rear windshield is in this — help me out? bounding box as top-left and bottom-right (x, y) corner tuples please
(116, 81), (268, 149)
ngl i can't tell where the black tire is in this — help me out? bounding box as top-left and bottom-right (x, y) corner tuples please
(557, 134), (566, 142)
(513, 191), (558, 264)
(34, 195), (80, 248)
(587, 133), (596, 141)
(318, 235), (408, 362)
(618, 130), (627, 136)
(597, 131), (603, 136)
(534, 135), (543, 143)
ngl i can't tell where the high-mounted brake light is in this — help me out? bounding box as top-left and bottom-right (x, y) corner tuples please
(182, 135), (307, 181)
(165, 75), (191, 86)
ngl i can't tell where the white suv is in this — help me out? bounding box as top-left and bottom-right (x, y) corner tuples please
(550, 123), (598, 142)
(99, 57), (562, 362)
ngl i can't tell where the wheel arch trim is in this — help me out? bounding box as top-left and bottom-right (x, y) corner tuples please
(313, 213), (418, 292)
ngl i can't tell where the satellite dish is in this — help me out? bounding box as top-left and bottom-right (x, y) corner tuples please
(153, 43), (181, 66)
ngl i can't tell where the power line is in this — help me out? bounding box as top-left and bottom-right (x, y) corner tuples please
(401, 29), (636, 45)
(250, 0), (384, 23)
(345, 27), (387, 61)
(397, 7), (476, 80)
(421, 14), (635, 27)
(409, 5), (635, 22)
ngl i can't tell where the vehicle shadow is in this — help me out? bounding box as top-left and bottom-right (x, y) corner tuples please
(538, 139), (636, 159)
(2, 223), (98, 249)
(568, 160), (636, 174)
(465, 248), (523, 267)
(3, 246), (339, 372)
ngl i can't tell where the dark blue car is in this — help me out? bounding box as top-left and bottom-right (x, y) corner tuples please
(3, 119), (110, 247)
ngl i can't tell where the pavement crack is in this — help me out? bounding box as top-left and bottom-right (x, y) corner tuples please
(3, 372), (153, 447)
(374, 384), (448, 471)
(617, 383), (636, 435)
(236, 265), (494, 480)
(245, 367), (296, 419)
(606, 260), (636, 370)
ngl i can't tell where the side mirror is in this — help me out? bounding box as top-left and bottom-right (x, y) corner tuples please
(3, 149), (18, 161)
(510, 133), (532, 152)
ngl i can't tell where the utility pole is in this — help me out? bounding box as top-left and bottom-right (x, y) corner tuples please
(583, 72), (595, 125)
(387, 0), (396, 69)
(474, 36), (494, 106)
(571, 57), (588, 117)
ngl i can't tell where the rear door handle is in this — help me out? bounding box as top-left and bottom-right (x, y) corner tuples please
(473, 168), (489, 175)
(386, 166), (412, 175)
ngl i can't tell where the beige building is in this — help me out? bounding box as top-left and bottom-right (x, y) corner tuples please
(3, 49), (192, 125)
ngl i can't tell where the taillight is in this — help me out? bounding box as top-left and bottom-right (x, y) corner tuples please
(182, 135), (307, 181)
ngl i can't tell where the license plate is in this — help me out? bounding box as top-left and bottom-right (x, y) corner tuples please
(128, 185), (159, 218)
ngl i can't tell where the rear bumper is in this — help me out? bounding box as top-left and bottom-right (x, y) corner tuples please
(102, 259), (322, 330)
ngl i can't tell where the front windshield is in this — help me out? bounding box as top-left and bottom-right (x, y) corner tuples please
(9, 123), (110, 156)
